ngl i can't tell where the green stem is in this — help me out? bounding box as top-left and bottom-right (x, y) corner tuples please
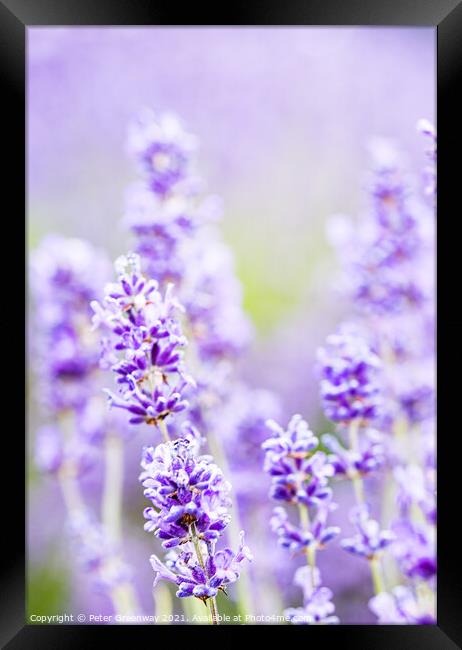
(207, 593), (219, 625)
(348, 420), (384, 595)
(207, 430), (254, 618)
(190, 523), (219, 625)
(102, 433), (124, 543)
(298, 502), (316, 588)
(158, 418), (171, 442)
(369, 556), (384, 595)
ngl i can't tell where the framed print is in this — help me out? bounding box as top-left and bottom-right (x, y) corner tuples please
(1, 0), (461, 646)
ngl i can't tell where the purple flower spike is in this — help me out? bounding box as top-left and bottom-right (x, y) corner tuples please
(318, 330), (382, 424)
(93, 253), (193, 429)
(140, 408), (251, 604)
(262, 415), (335, 506)
(149, 530), (251, 603)
(140, 433), (232, 548)
(341, 505), (395, 560)
(322, 429), (385, 477)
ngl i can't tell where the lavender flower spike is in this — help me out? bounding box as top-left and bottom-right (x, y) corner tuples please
(318, 330), (382, 424)
(141, 428), (251, 610)
(262, 415), (334, 506)
(140, 427), (231, 548)
(150, 531), (252, 602)
(263, 415), (339, 621)
(92, 253), (194, 433)
(341, 505), (395, 560)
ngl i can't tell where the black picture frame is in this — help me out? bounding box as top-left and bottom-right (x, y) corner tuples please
(2, 0), (460, 646)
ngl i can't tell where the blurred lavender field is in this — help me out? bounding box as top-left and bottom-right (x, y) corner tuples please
(27, 27), (435, 624)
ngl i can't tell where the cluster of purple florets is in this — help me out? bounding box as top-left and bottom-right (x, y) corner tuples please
(91, 253), (193, 428)
(317, 331), (382, 424)
(150, 530), (252, 601)
(140, 428), (231, 547)
(262, 415), (339, 624)
(140, 427), (251, 602)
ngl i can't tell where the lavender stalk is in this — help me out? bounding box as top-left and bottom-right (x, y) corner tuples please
(262, 415), (340, 624)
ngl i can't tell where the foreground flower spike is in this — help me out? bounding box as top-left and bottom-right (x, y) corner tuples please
(262, 415), (339, 624)
(141, 429), (251, 622)
(317, 330), (382, 424)
(284, 566), (339, 625)
(92, 252), (193, 436)
(124, 110), (261, 617)
(150, 530), (252, 601)
(140, 427), (231, 548)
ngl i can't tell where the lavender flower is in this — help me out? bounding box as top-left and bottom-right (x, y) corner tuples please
(92, 253), (193, 429)
(329, 151), (432, 318)
(270, 504), (339, 554)
(325, 128), (436, 617)
(341, 505), (394, 560)
(141, 428), (251, 606)
(182, 236), (253, 362)
(398, 383), (434, 424)
(31, 236), (139, 614)
(263, 415), (334, 506)
(317, 331), (382, 424)
(140, 430), (232, 548)
(149, 531), (252, 601)
(284, 567), (339, 625)
(322, 428), (385, 478)
(31, 236), (116, 477)
(263, 415), (339, 621)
